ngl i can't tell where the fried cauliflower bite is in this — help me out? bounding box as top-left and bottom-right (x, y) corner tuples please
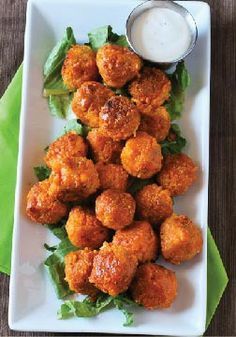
(64, 249), (98, 296)
(135, 184), (173, 225)
(139, 106), (171, 142)
(44, 132), (88, 171)
(95, 189), (135, 230)
(99, 96), (140, 141)
(61, 45), (98, 90)
(130, 263), (177, 309)
(158, 153), (198, 196)
(129, 67), (171, 115)
(65, 206), (110, 249)
(160, 213), (203, 264)
(71, 81), (115, 128)
(96, 44), (142, 88)
(49, 157), (100, 202)
(89, 242), (138, 296)
(26, 179), (68, 224)
(113, 221), (158, 263)
(96, 162), (128, 191)
(121, 132), (163, 179)
(87, 128), (123, 164)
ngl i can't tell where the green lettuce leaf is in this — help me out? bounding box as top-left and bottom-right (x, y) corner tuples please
(58, 293), (136, 326)
(43, 27), (76, 92)
(34, 165), (51, 181)
(47, 221), (67, 240)
(58, 294), (113, 319)
(44, 243), (57, 252)
(44, 253), (72, 299)
(63, 119), (91, 137)
(44, 220), (77, 299)
(48, 94), (73, 119)
(54, 238), (78, 260)
(113, 295), (135, 327)
(43, 27), (77, 119)
(165, 61), (190, 121)
(161, 123), (187, 155)
(128, 178), (154, 195)
(88, 25), (128, 51)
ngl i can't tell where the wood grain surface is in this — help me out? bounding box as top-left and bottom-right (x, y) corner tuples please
(0, 0), (235, 336)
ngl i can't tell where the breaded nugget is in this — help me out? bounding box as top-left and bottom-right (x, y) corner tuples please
(121, 132), (163, 179)
(89, 242), (138, 296)
(26, 179), (68, 224)
(160, 213), (203, 264)
(65, 206), (110, 249)
(135, 184), (173, 225)
(44, 131), (88, 171)
(129, 67), (171, 115)
(96, 44), (142, 88)
(62, 45), (98, 90)
(95, 189), (135, 230)
(99, 96), (140, 141)
(139, 106), (171, 142)
(130, 263), (177, 309)
(49, 157), (100, 202)
(71, 81), (114, 127)
(158, 153), (198, 196)
(113, 220), (158, 263)
(96, 162), (128, 191)
(64, 248), (98, 296)
(87, 128), (123, 164)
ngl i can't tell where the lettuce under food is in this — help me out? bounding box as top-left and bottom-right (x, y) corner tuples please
(43, 27), (76, 97)
(160, 123), (186, 155)
(58, 293), (136, 327)
(44, 223), (77, 299)
(88, 25), (129, 51)
(34, 165), (51, 181)
(63, 119), (91, 137)
(165, 61), (191, 120)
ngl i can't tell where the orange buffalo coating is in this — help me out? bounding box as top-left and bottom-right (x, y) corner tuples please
(96, 162), (128, 191)
(135, 184), (173, 225)
(158, 153), (198, 196)
(87, 128), (123, 164)
(129, 67), (171, 115)
(113, 220), (158, 263)
(160, 213), (203, 264)
(96, 44), (142, 88)
(44, 131), (88, 171)
(130, 263), (177, 309)
(49, 157), (100, 202)
(65, 206), (110, 249)
(71, 81), (114, 128)
(64, 249), (98, 297)
(99, 96), (140, 141)
(139, 106), (171, 142)
(26, 179), (68, 224)
(95, 189), (135, 230)
(121, 131), (163, 179)
(61, 45), (98, 90)
(89, 242), (138, 296)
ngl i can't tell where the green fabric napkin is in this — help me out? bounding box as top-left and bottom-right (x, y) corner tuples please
(0, 65), (22, 274)
(0, 66), (228, 332)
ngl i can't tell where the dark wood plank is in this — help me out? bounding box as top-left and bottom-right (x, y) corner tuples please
(0, 0), (235, 336)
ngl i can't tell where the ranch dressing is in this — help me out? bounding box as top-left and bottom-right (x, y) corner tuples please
(131, 7), (192, 62)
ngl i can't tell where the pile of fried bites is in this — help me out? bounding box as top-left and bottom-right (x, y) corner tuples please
(26, 43), (203, 310)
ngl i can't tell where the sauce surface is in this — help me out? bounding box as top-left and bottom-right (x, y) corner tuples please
(131, 7), (192, 62)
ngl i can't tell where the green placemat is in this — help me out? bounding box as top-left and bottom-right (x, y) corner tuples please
(0, 65), (228, 332)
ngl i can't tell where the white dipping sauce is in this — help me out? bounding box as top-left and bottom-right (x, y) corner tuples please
(131, 7), (192, 62)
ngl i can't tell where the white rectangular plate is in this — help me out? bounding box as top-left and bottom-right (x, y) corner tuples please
(9, 0), (211, 335)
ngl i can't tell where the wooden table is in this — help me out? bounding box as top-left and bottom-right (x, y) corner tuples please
(0, 0), (235, 335)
